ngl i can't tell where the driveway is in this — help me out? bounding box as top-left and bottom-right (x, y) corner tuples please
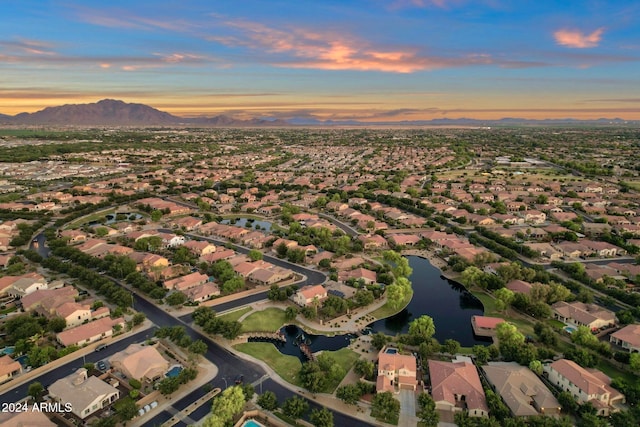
(399, 389), (416, 416)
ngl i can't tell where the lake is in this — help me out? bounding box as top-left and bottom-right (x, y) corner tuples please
(221, 217), (273, 232)
(368, 255), (489, 347)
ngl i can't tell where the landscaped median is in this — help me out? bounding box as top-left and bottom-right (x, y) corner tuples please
(233, 342), (359, 393)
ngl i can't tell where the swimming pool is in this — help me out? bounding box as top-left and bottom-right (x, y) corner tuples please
(385, 348), (398, 354)
(165, 365), (183, 378)
(563, 325), (577, 334)
(242, 420), (265, 427)
(0, 346), (15, 355)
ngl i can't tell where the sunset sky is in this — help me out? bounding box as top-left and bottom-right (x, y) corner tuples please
(2, 0), (640, 121)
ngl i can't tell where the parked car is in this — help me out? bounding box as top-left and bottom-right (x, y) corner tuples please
(97, 361), (107, 371)
(95, 344), (108, 352)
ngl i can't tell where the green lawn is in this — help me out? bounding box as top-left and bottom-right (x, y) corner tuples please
(64, 208), (117, 229)
(218, 307), (252, 323)
(234, 342), (302, 386)
(318, 347), (360, 392)
(471, 291), (498, 316)
(370, 290), (413, 320)
(597, 359), (637, 384)
(240, 307), (287, 333)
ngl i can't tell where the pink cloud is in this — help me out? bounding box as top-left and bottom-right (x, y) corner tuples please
(210, 19), (495, 73)
(554, 28), (605, 48)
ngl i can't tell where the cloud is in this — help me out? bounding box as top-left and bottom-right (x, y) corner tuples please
(554, 28), (605, 48)
(208, 18), (499, 73)
(0, 38), (57, 55)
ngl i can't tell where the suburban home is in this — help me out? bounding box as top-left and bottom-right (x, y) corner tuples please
(358, 234), (388, 250)
(551, 301), (616, 331)
(581, 240), (625, 257)
(387, 234), (421, 247)
(471, 316), (505, 338)
(3, 273), (48, 298)
(56, 317), (125, 347)
(429, 359), (489, 418)
(0, 355), (22, 384)
(376, 347), (418, 393)
(249, 267), (292, 286)
(48, 368), (120, 419)
(610, 324), (640, 353)
(337, 267), (377, 285)
(291, 284), (328, 307)
(506, 279), (534, 295)
(164, 272), (209, 291)
(0, 411), (56, 426)
(21, 286), (78, 313)
(544, 359), (625, 416)
(109, 343), (169, 382)
(482, 362), (560, 417)
(183, 240), (216, 256)
(185, 282), (221, 303)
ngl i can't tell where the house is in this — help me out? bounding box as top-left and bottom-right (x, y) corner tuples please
(0, 355), (22, 384)
(610, 324), (640, 353)
(185, 282), (221, 303)
(338, 268), (377, 285)
(0, 411), (56, 427)
(471, 316), (505, 337)
(164, 272), (209, 291)
(429, 359), (489, 417)
(544, 359), (625, 416)
(387, 234), (421, 247)
(21, 286), (78, 313)
(482, 362), (560, 417)
(376, 347), (417, 392)
(55, 302), (92, 328)
(249, 267), (292, 286)
(551, 301), (616, 331)
(358, 234), (388, 250)
(506, 280), (533, 295)
(109, 343), (169, 382)
(48, 368), (120, 419)
(291, 284), (328, 307)
(56, 317), (125, 347)
(3, 273), (48, 298)
(184, 240), (216, 256)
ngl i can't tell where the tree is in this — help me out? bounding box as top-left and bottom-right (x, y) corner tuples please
(310, 407), (334, 427)
(408, 315), (436, 344)
(221, 276), (244, 294)
(47, 316), (66, 333)
(354, 359), (375, 380)
(282, 396), (309, 419)
(385, 283), (406, 309)
(285, 306), (298, 321)
(27, 381), (44, 402)
(276, 242), (288, 258)
(473, 345), (491, 365)
(114, 397), (138, 422)
(257, 390), (279, 411)
(151, 210), (163, 222)
(460, 266), (484, 288)
(443, 339), (461, 355)
(494, 287), (514, 312)
(132, 312), (146, 326)
(248, 249), (263, 261)
(529, 360), (544, 375)
(205, 385), (246, 427)
(371, 332), (388, 350)
(417, 393), (439, 427)
(630, 353), (640, 372)
(165, 291), (187, 306)
(336, 384), (362, 405)
(371, 391), (400, 424)
(158, 377), (180, 396)
(188, 340), (208, 355)
(571, 326), (599, 347)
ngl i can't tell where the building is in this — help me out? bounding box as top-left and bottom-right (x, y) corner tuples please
(185, 282), (220, 303)
(551, 301), (616, 331)
(164, 272), (209, 291)
(108, 343), (169, 382)
(482, 362), (560, 417)
(544, 359), (625, 416)
(429, 359), (489, 418)
(56, 317), (125, 347)
(291, 284), (327, 307)
(0, 355), (22, 384)
(48, 368), (120, 419)
(610, 324), (640, 353)
(376, 347), (417, 392)
(471, 316), (505, 338)
(0, 411), (56, 427)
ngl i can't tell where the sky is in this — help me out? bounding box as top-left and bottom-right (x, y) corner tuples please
(1, 0), (640, 121)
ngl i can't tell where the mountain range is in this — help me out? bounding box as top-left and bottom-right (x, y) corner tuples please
(0, 99), (634, 127)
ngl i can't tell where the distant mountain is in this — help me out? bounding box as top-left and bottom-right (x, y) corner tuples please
(0, 99), (288, 127)
(0, 99), (635, 127)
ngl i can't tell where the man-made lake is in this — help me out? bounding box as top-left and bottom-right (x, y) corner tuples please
(249, 325), (356, 362)
(220, 217), (273, 232)
(368, 255), (488, 347)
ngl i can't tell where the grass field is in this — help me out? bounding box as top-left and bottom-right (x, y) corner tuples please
(370, 290), (413, 320)
(63, 208), (118, 229)
(218, 307), (252, 323)
(234, 342), (302, 386)
(240, 307), (287, 333)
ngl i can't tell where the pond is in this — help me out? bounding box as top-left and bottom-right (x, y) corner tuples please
(221, 217), (273, 232)
(89, 212), (142, 226)
(368, 256), (489, 347)
(249, 325), (356, 361)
